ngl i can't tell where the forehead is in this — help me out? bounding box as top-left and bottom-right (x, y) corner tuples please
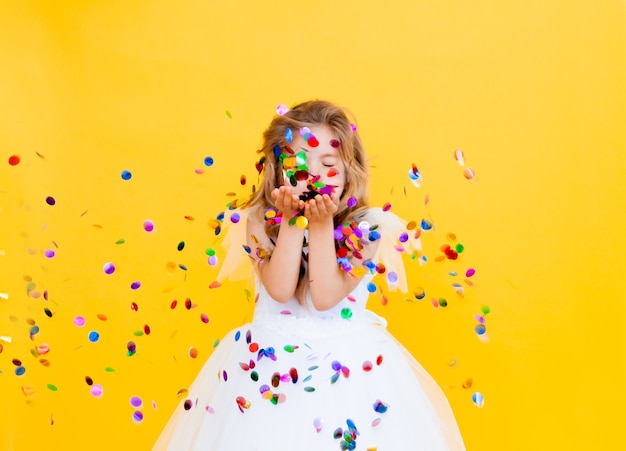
(292, 125), (341, 158)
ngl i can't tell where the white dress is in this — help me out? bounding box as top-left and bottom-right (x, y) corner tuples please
(154, 208), (465, 451)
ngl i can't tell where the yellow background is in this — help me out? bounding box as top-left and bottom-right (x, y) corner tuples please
(1, 1), (625, 450)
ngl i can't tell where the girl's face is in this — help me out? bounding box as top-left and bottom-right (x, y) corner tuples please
(282, 124), (347, 200)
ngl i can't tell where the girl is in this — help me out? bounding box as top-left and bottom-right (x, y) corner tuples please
(154, 100), (465, 450)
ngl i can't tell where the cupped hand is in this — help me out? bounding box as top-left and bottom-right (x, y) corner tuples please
(304, 193), (339, 225)
(271, 186), (304, 217)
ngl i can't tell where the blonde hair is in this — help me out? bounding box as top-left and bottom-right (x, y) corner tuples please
(248, 99), (370, 231)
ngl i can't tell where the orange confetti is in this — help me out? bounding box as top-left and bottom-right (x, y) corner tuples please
(209, 281), (222, 289)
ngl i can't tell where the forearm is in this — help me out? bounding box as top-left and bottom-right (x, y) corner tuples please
(258, 221), (305, 302)
(307, 220), (356, 310)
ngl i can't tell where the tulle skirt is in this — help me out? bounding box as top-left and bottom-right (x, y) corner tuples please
(154, 311), (465, 450)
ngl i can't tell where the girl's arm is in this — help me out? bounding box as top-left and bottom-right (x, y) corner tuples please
(305, 194), (378, 311)
(246, 187), (305, 303)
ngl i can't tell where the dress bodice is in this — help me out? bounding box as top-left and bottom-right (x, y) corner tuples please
(252, 271), (377, 321)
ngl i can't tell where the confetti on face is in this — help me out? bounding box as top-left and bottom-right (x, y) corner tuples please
(285, 128), (293, 143)
(121, 170), (132, 180)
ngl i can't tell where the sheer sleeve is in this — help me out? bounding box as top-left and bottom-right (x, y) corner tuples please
(215, 206), (257, 283)
(364, 207), (423, 293)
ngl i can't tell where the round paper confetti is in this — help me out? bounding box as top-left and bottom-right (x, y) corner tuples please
(132, 411), (144, 423)
(143, 220), (154, 232)
(74, 316), (86, 327)
(45, 196), (56, 206)
(8, 155), (21, 165)
(204, 156), (214, 167)
(103, 262), (115, 275)
(472, 392), (485, 408)
(276, 104), (289, 115)
(130, 396), (142, 408)
(90, 384), (103, 398)
(88, 331), (100, 343)
(121, 170), (132, 180)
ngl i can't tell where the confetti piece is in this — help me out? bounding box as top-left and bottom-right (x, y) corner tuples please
(408, 165), (421, 187)
(463, 167), (476, 180)
(88, 331), (100, 343)
(103, 262), (115, 275)
(143, 220), (155, 232)
(74, 317), (85, 327)
(130, 281), (141, 290)
(454, 149), (465, 166)
(8, 155), (20, 165)
(204, 157), (214, 167)
(121, 170), (132, 180)
(90, 384), (103, 398)
(209, 281), (221, 289)
(472, 392), (485, 408)
(46, 196), (56, 206)
(276, 104), (289, 115)
(225, 110), (232, 119)
(132, 411), (144, 423)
